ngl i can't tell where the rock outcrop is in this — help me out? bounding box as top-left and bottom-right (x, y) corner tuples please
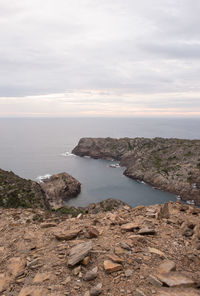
(0, 201), (200, 295)
(72, 137), (200, 205)
(0, 169), (81, 210)
(0, 169), (49, 209)
(40, 172), (81, 209)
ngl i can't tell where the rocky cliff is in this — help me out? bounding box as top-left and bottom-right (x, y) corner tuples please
(40, 172), (81, 209)
(0, 201), (200, 295)
(72, 137), (200, 205)
(0, 169), (81, 209)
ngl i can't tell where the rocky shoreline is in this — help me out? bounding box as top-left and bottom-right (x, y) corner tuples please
(72, 137), (200, 206)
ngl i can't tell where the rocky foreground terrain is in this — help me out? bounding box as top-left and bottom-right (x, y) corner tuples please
(72, 137), (200, 205)
(0, 200), (200, 296)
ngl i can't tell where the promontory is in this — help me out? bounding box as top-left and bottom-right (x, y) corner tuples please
(72, 137), (200, 205)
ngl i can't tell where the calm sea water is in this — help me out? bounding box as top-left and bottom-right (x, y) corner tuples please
(0, 117), (199, 207)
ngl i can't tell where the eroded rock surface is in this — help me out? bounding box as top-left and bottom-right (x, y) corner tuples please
(40, 172), (81, 209)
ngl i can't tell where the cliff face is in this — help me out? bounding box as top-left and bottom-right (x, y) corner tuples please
(40, 173), (81, 209)
(72, 137), (200, 205)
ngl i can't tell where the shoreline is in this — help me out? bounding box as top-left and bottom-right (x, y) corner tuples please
(72, 137), (200, 206)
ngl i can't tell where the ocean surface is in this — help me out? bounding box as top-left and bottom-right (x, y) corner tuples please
(0, 117), (199, 207)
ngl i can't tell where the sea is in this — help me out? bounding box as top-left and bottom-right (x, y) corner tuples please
(0, 117), (199, 207)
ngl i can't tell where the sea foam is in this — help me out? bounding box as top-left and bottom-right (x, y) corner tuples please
(61, 152), (76, 157)
(36, 174), (52, 183)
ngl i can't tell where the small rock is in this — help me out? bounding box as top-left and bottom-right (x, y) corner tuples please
(121, 222), (140, 231)
(81, 256), (90, 265)
(114, 247), (125, 255)
(53, 228), (81, 241)
(40, 222), (57, 228)
(149, 274), (163, 287)
(124, 269), (133, 277)
(182, 228), (194, 237)
(68, 241), (92, 267)
(84, 267), (98, 281)
(138, 228), (156, 235)
(90, 283), (102, 296)
(157, 203), (170, 219)
(27, 258), (40, 268)
(72, 266), (81, 276)
(104, 260), (122, 273)
(88, 227), (99, 238)
(148, 247), (165, 257)
(157, 260), (176, 274)
(120, 242), (132, 250)
(107, 254), (124, 263)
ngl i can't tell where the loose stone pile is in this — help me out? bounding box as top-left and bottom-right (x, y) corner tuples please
(0, 201), (200, 295)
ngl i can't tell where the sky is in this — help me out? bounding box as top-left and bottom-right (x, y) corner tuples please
(0, 0), (200, 117)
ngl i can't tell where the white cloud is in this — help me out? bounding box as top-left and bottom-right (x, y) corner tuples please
(0, 0), (200, 116)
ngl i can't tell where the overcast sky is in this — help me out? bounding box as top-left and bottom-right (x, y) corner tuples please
(0, 0), (200, 117)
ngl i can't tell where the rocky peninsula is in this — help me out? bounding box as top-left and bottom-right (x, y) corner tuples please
(72, 137), (200, 206)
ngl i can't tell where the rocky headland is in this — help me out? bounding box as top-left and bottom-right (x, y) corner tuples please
(72, 137), (200, 205)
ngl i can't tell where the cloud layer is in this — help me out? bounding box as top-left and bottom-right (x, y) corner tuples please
(0, 0), (200, 116)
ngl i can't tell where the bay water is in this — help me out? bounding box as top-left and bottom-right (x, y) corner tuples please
(0, 117), (199, 207)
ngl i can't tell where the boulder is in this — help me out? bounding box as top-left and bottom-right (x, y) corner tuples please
(40, 172), (81, 209)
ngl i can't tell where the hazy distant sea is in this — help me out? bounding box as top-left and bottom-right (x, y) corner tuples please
(0, 117), (199, 207)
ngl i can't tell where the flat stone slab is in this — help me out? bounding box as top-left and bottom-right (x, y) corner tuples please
(103, 260), (122, 273)
(68, 241), (92, 267)
(138, 227), (156, 235)
(156, 272), (196, 288)
(148, 247), (165, 257)
(157, 260), (176, 274)
(53, 228), (81, 240)
(121, 222), (140, 231)
(156, 288), (200, 296)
